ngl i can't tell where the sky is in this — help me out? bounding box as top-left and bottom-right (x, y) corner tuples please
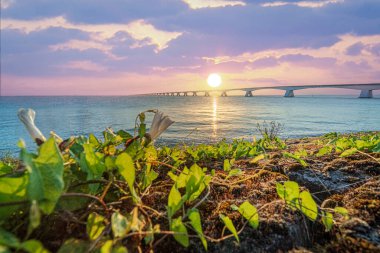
(1, 0), (380, 95)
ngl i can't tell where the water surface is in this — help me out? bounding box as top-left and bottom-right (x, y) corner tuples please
(1, 96), (379, 155)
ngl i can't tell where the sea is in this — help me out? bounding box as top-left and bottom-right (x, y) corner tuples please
(1, 95), (379, 155)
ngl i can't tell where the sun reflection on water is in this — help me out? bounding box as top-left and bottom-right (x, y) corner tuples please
(212, 96), (218, 137)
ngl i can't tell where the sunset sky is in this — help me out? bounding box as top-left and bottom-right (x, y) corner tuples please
(1, 0), (380, 95)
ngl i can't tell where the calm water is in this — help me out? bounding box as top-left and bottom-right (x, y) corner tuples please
(1, 96), (379, 155)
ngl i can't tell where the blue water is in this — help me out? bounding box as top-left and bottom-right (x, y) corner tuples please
(1, 96), (379, 155)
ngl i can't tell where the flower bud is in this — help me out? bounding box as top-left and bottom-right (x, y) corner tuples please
(18, 108), (46, 145)
(148, 111), (174, 141)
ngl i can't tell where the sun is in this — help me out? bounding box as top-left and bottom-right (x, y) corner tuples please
(207, 73), (222, 88)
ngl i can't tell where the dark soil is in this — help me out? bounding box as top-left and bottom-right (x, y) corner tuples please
(151, 137), (380, 253)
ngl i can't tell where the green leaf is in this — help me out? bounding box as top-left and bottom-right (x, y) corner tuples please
(28, 200), (41, 233)
(294, 149), (308, 158)
(139, 123), (146, 138)
(355, 140), (368, 150)
(372, 142), (380, 152)
(57, 239), (89, 253)
(230, 204), (239, 211)
(117, 130), (133, 141)
(80, 143), (106, 192)
(316, 146), (332, 157)
(111, 212), (129, 238)
(89, 133), (100, 147)
(219, 214), (239, 242)
(250, 154), (265, 164)
(100, 240), (113, 253)
(223, 159), (231, 171)
(168, 185), (183, 218)
(115, 153), (137, 200)
(335, 138), (350, 152)
(174, 167), (189, 188)
(21, 240), (49, 253)
(142, 169), (158, 189)
(0, 245), (11, 253)
(0, 175), (28, 220)
(170, 217), (189, 247)
(276, 181), (300, 209)
(321, 211), (334, 232)
(0, 161), (12, 175)
(334, 207), (349, 219)
(112, 246), (128, 253)
(237, 201), (259, 229)
(188, 209), (207, 250)
(225, 168), (243, 180)
(340, 148), (358, 157)
(100, 241), (128, 253)
(299, 191), (318, 221)
(283, 152), (307, 167)
(186, 164), (211, 202)
(22, 137), (64, 214)
(0, 228), (20, 248)
(104, 156), (115, 170)
(87, 212), (106, 240)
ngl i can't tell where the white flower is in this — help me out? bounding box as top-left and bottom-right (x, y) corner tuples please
(18, 108), (46, 145)
(148, 111), (174, 141)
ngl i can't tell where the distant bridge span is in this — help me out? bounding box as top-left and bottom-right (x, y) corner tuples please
(150, 83), (380, 98)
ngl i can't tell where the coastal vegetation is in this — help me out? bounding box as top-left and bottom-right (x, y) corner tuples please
(0, 111), (379, 252)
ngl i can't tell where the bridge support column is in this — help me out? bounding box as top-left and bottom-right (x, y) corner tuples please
(221, 91), (227, 97)
(205, 92), (210, 97)
(359, 90), (373, 98)
(245, 91), (253, 97)
(192, 92), (197, 96)
(184, 92), (188, 96)
(284, 90), (294, 97)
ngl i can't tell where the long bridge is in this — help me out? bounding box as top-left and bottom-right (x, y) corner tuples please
(150, 83), (380, 98)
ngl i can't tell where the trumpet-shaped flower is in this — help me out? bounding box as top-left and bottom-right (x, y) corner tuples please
(148, 111), (174, 141)
(18, 108), (46, 145)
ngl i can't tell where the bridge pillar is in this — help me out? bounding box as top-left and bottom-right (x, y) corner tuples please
(184, 92), (188, 96)
(192, 92), (197, 96)
(245, 91), (253, 97)
(221, 91), (227, 97)
(359, 90), (373, 98)
(205, 91), (210, 97)
(284, 90), (294, 97)
(170, 93), (174, 96)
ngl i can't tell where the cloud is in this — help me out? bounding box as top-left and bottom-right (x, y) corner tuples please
(62, 60), (107, 72)
(200, 33), (380, 88)
(203, 34), (380, 68)
(1, 16), (182, 52)
(0, 0), (13, 9)
(1, 0), (188, 23)
(50, 39), (124, 60)
(1, 0), (380, 95)
(182, 0), (246, 9)
(261, 0), (344, 8)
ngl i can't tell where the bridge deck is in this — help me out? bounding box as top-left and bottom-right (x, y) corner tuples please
(149, 83), (380, 98)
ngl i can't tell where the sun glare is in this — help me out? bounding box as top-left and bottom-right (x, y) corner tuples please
(207, 73), (222, 88)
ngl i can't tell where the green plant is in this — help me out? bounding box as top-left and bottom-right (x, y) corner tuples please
(276, 181), (349, 231)
(1, 110), (363, 252)
(256, 121), (284, 141)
